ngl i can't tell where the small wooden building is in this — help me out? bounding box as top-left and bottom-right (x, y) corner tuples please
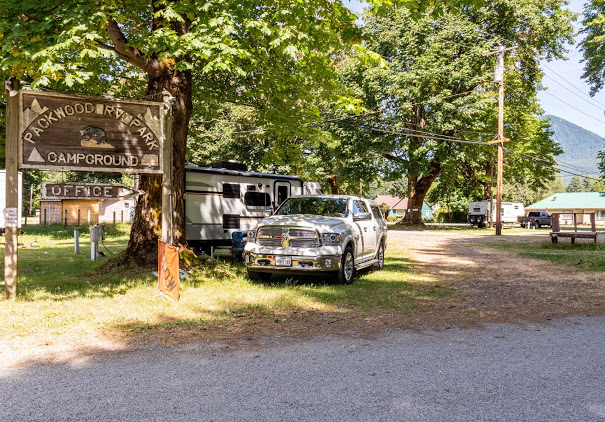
(39, 198), (134, 225)
(526, 192), (605, 226)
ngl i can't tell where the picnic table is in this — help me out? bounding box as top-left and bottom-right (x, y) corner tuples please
(550, 213), (598, 245)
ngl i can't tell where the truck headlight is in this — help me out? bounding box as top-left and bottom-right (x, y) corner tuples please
(321, 233), (342, 246)
(247, 230), (256, 242)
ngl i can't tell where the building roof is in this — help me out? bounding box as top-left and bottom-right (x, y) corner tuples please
(374, 195), (409, 210)
(526, 192), (605, 211)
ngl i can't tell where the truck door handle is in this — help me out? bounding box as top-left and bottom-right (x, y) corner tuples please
(364, 227), (367, 232)
(373, 227), (376, 231)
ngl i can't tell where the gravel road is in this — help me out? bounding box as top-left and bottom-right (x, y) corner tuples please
(2, 315), (605, 421)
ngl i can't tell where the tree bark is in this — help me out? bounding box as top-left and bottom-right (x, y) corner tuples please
(327, 174), (339, 194)
(125, 69), (192, 266)
(401, 160), (442, 226)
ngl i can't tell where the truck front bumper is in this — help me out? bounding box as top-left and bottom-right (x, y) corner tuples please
(245, 252), (342, 273)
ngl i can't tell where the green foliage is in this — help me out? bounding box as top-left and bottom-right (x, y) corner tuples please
(503, 172), (566, 205)
(580, 1), (605, 177)
(321, 2), (573, 211)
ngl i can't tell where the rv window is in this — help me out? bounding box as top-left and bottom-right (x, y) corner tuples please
(223, 214), (240, 229)
(223, 183), (240, 198)
(473, 208), (481, 212)
(246, 185), (256, 191)
(244, 192), (271, 207)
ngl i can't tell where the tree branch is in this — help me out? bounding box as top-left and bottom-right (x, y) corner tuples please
(105, 17), (158, 75)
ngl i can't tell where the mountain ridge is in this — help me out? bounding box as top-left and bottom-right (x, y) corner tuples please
(543, 114), (603, 180)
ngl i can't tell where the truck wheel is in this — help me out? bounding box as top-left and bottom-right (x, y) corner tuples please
(534, 221), (540, 229)
(338, 246), (355, 284)
(247, 269), (272, 282)
(371, 243), (384, 271)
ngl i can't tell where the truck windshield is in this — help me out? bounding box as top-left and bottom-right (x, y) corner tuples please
(276, 197), (348, 217)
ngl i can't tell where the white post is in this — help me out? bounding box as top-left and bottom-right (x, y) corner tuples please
(4, 78), (19, 299)
(74, 230), (79, 254)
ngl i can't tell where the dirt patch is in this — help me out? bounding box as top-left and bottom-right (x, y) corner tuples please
(4, 231), (604, 367)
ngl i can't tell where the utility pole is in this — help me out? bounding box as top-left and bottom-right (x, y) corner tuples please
(484, 45), (516, 235)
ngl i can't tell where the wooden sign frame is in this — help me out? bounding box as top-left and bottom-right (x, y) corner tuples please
(18, 90), (164, 174)
(41, 182), (143, 200)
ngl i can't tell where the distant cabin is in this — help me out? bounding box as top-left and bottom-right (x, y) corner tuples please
(374, 195), (433, 220)
(526, 192), (605, 226)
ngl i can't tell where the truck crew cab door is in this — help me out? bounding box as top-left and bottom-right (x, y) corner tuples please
(352, 200), (376, 259)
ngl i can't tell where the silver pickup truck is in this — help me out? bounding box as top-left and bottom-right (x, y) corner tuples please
(244, 195), (387, 284)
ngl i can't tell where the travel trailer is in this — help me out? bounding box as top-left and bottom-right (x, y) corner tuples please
(185, 162), (321, 253)
(467, 200), (525, 228)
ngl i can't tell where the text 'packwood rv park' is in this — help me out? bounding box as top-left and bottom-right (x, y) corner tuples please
(20, 91), (164, 173)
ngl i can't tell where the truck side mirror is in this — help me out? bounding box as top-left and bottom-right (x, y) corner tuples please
(264, 209), (272, 217)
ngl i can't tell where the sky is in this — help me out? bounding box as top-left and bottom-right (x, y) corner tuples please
(344, 0), (605, 139)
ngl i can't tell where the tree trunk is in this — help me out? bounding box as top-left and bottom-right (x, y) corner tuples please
(401, 161), (442, 226)
(125, 70), (192, 266)
(327, 174), (339, 194)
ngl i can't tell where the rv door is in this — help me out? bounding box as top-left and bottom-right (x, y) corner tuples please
(274, 181), (291, 209)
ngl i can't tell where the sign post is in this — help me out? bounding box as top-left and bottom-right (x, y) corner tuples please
(4, 78), (19, 299)
(4, 84), (167, 298)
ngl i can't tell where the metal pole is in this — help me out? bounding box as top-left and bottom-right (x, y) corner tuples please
(74, 230), (80, 254)
(489, 154), (494, 228)
(4, 78), (19, 299)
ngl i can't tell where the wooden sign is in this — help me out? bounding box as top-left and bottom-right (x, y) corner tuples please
(41, 182), (143, 200)
(19, 90), (164, 173)
(158, 240), (180, 301)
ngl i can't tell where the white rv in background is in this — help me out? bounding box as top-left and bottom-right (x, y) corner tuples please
(0, 170), (23, 229)
(185, 162), (320, 253)
(467, 200), (525, 228)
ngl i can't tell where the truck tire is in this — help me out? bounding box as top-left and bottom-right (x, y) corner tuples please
(534, 221), (540, 229)
(337, 246), (355, 284)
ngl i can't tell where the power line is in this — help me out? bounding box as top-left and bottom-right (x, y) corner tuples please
(542, 74), (605, 111)
(540, 89), (605, 126)
(332, 120), (494, 145)
(540, 62), (605, 109)
(320, 85), (491, 124)
(503, 147), (603, 181)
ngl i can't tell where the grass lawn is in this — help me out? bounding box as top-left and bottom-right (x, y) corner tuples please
(485, 241), (605, 272)
(0, 224), (451, 339)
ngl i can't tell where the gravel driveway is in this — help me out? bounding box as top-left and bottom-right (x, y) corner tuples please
(2, 315), (605, 421)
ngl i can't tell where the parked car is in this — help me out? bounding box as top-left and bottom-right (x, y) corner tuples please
(244, 195), (387, 284)
(518, 211), (552, 228)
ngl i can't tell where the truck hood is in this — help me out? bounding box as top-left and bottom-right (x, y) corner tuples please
(255, 214), (348, 232)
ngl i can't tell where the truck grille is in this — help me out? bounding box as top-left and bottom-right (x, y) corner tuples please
(257, 226), (320, 248)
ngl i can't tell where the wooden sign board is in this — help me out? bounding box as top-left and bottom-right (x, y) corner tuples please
(41, 182), (143, 200)
(158, 240), (180, 301)
(19, 90), (164, 174)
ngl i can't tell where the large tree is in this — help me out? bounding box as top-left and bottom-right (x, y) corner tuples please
(0, 0), (358, 264)
(581, 0), (605, 179)
(320, 1), (573, 224)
